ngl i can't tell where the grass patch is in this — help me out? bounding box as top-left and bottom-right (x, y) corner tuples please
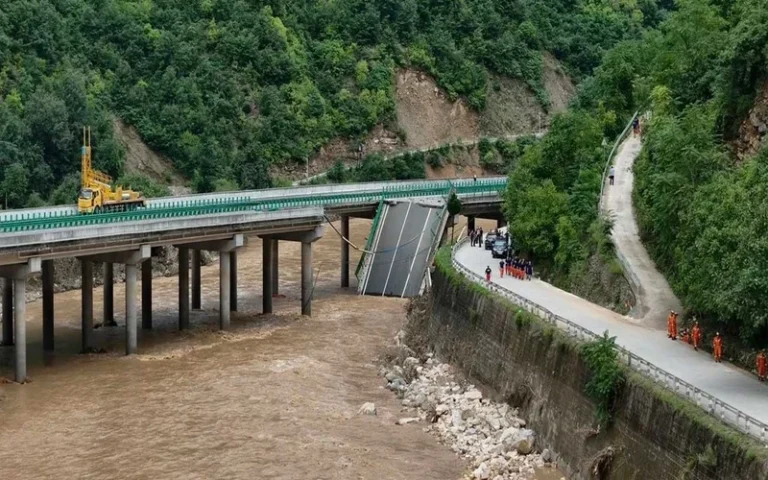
(580, 332), (625, 427)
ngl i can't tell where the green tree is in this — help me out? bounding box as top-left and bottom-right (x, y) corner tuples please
(1, 163), (29, 208)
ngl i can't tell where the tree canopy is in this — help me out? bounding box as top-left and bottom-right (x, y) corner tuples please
(503, 0), (768, 347)
(0, 0), (665, 208)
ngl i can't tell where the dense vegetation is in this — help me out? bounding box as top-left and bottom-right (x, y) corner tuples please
(0, 0), (667, 208)
(503, 0), (768, 349)
(632, 0), (768, 349)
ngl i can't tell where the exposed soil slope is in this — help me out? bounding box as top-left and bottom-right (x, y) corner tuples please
(396, 70), (480, 149)
(113, 118), (189, 194)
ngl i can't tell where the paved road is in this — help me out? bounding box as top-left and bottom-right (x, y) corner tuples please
(602, 136), (682, 328)
(456, 243), (768, 430)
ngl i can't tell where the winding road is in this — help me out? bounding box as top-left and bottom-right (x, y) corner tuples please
(602, 135), (682, 328)
(455, 135), (768, 439)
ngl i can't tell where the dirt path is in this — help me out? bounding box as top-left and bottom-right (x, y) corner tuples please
(602, 136), (682, 328)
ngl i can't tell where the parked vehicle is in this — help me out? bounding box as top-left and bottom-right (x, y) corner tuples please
(491, 238), (508, 258)
(484, 232), (497, 250)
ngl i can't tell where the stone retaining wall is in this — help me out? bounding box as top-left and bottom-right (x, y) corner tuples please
(415, 263), (768, 479)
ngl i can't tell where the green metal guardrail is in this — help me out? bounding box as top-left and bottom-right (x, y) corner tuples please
(0, 178), (507, 233)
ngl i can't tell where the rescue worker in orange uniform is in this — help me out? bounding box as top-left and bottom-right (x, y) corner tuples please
(667, 311), (675, 339)
(499, 260), (505, 278)
(669, 311), (678, 340)
(757, 350), (767, 382)
(485, 266), (492, 282)
(713, 333), (723, 363)
(691, 321), (702, 351)
(681, 328), (690, 345)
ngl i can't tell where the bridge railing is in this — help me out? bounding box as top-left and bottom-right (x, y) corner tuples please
(449, 237), (768, 443)
(0, 178), (508, 233)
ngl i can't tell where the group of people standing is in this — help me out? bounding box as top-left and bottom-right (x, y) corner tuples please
(667, 310), (767, 381)
(498, 257), (532, 281)
(469, 227), (484, 247)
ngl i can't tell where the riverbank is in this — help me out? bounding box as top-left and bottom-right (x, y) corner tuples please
(379, 329), (565, 480)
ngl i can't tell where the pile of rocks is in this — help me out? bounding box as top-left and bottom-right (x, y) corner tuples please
(381, 350), (556, 480)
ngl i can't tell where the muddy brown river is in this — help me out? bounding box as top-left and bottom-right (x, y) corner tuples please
(0, 219), (563, 480)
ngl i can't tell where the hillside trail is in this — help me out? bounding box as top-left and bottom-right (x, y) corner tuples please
(602, 134), (683, 329)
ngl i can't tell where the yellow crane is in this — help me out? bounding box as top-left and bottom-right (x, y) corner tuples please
(78, 126), (144, 214)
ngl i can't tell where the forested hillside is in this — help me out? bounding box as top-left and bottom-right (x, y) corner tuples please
(0, 0), (663, 208)
(503, 0), (768, 349)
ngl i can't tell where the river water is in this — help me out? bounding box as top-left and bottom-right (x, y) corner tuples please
(0, 219), (563, 480)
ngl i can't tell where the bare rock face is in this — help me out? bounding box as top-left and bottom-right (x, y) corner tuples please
(736, 79), (768, 159)
(380, 330), (551, 480)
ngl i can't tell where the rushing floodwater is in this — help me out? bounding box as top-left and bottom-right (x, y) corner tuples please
(0, 219), (563, 480)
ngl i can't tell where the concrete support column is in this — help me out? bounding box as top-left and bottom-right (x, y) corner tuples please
(271, 240), (279, 296)
(2, 278), (13, 346)
(468, 216), (476, 232)
(142, 259), (152, 330)
(13, 277), (27, 383)
(219, 251), (231, 330)
(229, 251), (237, 312)
(497, 218), (507, 230)
(103, 263), (117, 327)
(81, 260), (93, 353)
(340, 216), (350, 288)
(301, 242), (313, 317)
(262, 239), (273, 314)
(178, 247), (190, 330)
(42, 260), (55, 351)
(125, 263), (138, 355)
(191, 250), (202, 310)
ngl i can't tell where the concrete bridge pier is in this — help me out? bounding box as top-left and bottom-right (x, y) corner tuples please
(497, 218), (507, 230)
(42, 260), (55, 351)
(123, 248), (151, 355)
(0, 259), (41, 383)
(302, 242), (313, 316)
(271, 241), (279, 296)
(14, 277), (27, 381)
(178, 236), (244, 330)
(230, 251), (238, 312)
(191, 250), (201, 310)
(79, 248), (150, 355)
(261, 226), (324, 317)
(218, 236), (244, 329)
(125, 263), (138, 354)
(103, 263), (117, 327)
(2, 278), (13, 346)
(262, 238), (274, 314)
(467, 215), (476, 233)
(178, 247), (190, 330)
(340, 216), (350, 288)
(81, 260), (94, 353)
(220, 251), (231, 328)
(142, 259), (152, 330)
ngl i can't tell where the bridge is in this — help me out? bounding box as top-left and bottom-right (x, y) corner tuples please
(0, 177), (506, 382)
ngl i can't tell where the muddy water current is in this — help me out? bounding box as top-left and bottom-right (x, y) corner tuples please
(0, 220), (563, 480)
